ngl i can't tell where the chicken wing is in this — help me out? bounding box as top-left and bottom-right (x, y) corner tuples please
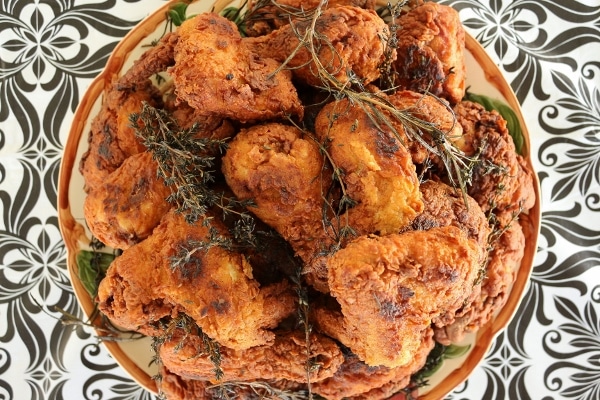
(83, 151), (172, 249)
(393, 2), (466, 104)
(159, 328), (343, 384)
(169, 13), (303, 123)
(315, 226), (481, 368)
(96, 210), (296, 349)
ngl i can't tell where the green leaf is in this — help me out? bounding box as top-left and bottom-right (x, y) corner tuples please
(168, 2), (190, 27)
(465, 92), (524, 155)
(76, 250), (115, 298)
(443, 343), (472, 358)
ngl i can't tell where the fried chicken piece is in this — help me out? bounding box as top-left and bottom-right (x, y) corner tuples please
(412, 180), (490, 253)
(453, 100), (536, 215)
(160, 329), (343, 384)
(314, 98), (423, 236)
(116, 31), (178, 90)
(388, 90), (463, 165)
(158, 367), (306, 400)
(169, 13), (302, 123)
(245, 0), (375, 36)
(79, 80), (162, 191)
(248, 6), (391, 87)
(393, 2), (466, 104)
(83, 151), (172, 249)
(96, 210), (296, 349)
(434, 214), (525, 344)
(158, 367), (212, 400)
(313, 330), (434, 399)
(221, 123), (333, 285)
(315, 226), (481, 368)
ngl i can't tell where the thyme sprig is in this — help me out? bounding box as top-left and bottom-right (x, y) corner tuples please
(131, 103), (257, 232)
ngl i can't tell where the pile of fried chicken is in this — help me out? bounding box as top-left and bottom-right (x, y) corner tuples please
(79, 1), (536, 399)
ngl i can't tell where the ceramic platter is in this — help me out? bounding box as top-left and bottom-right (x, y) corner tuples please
(58, 0), (541, 398)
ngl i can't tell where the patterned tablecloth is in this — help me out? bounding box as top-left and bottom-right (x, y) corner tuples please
(1, 0), (599, 399)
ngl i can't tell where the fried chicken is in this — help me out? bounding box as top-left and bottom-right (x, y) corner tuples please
(221, 122), (334, 289)
(453, 100), (536, 215)
(315, 226), (481, 368)
(79, 80), (162, 191)
(393, 2), (466, 104)
(248, 6), (391, 87)
(83, 151), (172, 250)
(314, 98), (424, 236)
(388, 90), (463, 165)
(96, 210), (296, 349)
(244, 0), (376, 36)
(116, 31), (178, 90)
(160, 328), (343, 384)
(158, 368), (212, 400)
(313, 330), (434, 399)
(412, 180), (490, 253)
(169, 13), (303, 123)
(434, 214), (526, 344)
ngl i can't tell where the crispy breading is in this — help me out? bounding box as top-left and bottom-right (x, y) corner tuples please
(169, 13), (303, 123)
(315, 226), (480, 368)
(248, 6), (391, 87)
(393, 2), (466, 104)
(83, 151), (172, 250)
(434, 215), (526, 344)
(96, 210), (296, 349)
(454, 100), (536, 214)
(245, 0), (376, 36)
(388, 90), (463, 165)
(413, 180), (490, 252)
(160, 329), (344, 384)
(313, 330), (434, 399)
(221, 123), (333, 286)
(158, 368), (212, 400)
(314, 98), (424, 236)
(79, 80), (161, 191)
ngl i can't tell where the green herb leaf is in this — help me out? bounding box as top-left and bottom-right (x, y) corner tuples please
(465, 92), (524, 155)
(76, 250), (115, 298)
(443, 343), (472, 358)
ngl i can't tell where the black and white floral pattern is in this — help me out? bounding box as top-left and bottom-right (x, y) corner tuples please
(0, 0), (599, 399)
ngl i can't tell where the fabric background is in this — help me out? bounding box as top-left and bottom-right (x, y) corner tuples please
(1, 0), (599, 399)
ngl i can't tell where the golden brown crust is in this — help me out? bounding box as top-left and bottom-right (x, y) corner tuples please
(316, 226), (481, 368)
(245, 0), (376, 36)
(160, 329), (344, 384)
(248, 6), (390, 87)
(454, 100), (536, 215)
(221, 123), (331, 268)
(393, 2), (466, 104)
(314, 98), (424, 237)
(79, 80), (161, 191)
(96, 210), (296, 349)
(313, 330), (434, 400)
(83, 151), (172, 250)
(169, 13), (303, 123)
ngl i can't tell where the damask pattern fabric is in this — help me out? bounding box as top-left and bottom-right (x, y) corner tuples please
(0, 0), (599, 399)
